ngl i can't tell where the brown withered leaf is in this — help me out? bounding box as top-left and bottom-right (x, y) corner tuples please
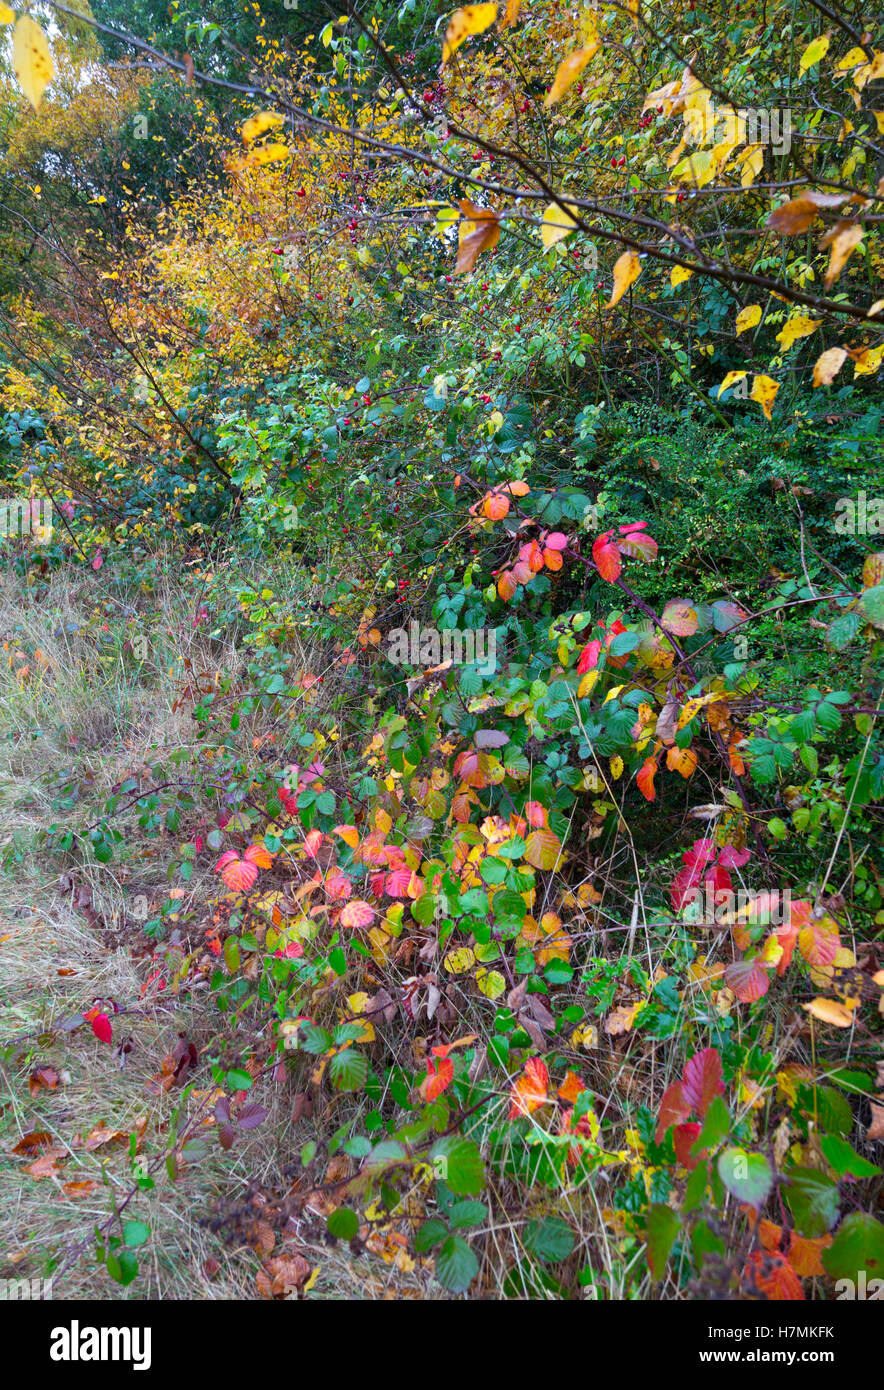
(292, 1091), (314, 1123)
(455, 199), (500, 276)
(12, 1130), (54, 1156)
(256, 1253), (312, 1299)
(766, 191), (848, 235)
(27, 1153), (63, 1178)
(62, 1180), (98, 1197)
(249, 1219), (276, 1259)
(866, 1101), (884, 1145)
(28, 1065), (60, 1096)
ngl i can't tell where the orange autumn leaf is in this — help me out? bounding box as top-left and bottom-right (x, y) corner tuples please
(508, 1056), (549, 1118)
(636, 756), (658, 801)
(557, 1070), (588, 1104)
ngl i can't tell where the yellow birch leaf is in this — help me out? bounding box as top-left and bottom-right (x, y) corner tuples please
(607, 250), (641, 308)
(799, 33), (830, 73)
(541, 200), (580, 249)
(812, 346), (847, 387)
(442, 4), (497, 64)
(0, 6), (15, 22)
(500, 0), (520, 28)
(609, 755), (624, 780)
(852, 344), (884, 377)
(775, 315), (822, 351)
(251, 142), (290, 165)
(735, 305), (761, 336)
(737, 143), (763, 186)
(822, 221), (863, 288)
(544, 43), (599, 107)
(836, 46), (867, 71)
(241, 111), (285, 144)
(717, 370), (748, 397)
(670, 264), (693, 287)
(13, 16), (54, 111)
(750, 374), (780, 420)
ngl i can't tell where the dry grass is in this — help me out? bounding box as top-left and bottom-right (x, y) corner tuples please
(0, 554), (345, 1299)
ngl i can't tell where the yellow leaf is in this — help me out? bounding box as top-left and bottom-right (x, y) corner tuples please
(571, 1020), (599, 1049)
(750, 374), (780, 420)
(434, 205), (459, 238)
(872, 111), (884, 135)
(541, 200), (580, 249)
(678, 693), (716, 729)
(0, 5), (15, 22)
(442, 4), (497, 64)
(13, 16), (54, 111)
(717, 370), (748, 398)
(775, 315), (822, 351)
(803, 997), (856, 1027)
(821, 221), (863, 288)
(500, 0), (520, 28)
(607, 250), (641, 308)
(812, 346), (847, 387)
(241, 111), (285, 144)
(852, 344), (884, 377)
(443, 946), (476, 974)
(735, 304), (761, 336)
(544, 43), (598, 107)
(836, 46), (867, 72)
(475, 967), (505, 998)
(799, 33), (830, 73)
(251, 142), (290, 165)
(670, 264), (693, 287)
(609, 755), (624, 780)
(733, 142), (763, 187)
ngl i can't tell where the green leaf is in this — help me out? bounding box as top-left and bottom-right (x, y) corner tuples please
(415, 1218), (449, 1252)
(121, 1220), (150, 1248)
(860, 584), (884, 628)
(226, 1068), (253, 1090)
(646, 1202), (680, 1281)
(822, 1213), (884, 1282)
(523, 1216), (575, 1263)
(327, 1207), (360, 1240)
(106, 1249), (139, 1286)
(691, 1095), (730, 1155)
(435, 1233), (479, 1293)
(717, 1148), (773, 1209)
(448, 1200), (488, 1230)
(328, 1048), (368, 1092)
(820, 1135), (881, 1179)
(430, 1136), (485, 1195)
(783, 1167), (840, 1237)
